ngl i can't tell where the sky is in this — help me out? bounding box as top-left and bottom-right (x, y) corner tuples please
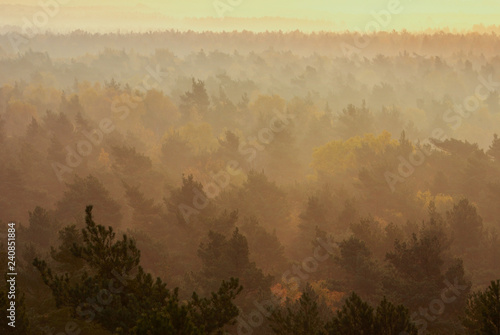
(0, 0), (499, 32)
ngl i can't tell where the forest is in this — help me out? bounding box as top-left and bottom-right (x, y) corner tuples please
(0, 29), (500, 334)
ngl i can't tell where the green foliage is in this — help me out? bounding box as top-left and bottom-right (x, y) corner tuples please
(327, 292), (374, 334)
(217, 130), (240, 159)
(299, 196), (330, 241)
(240, 216), (288, 275)
(166, 174), (215, 225)
(221, 170), (289, 235)
(334, 101), (374, 139)
(336, 236), (381, 298)
(384, 231), (447, 310)
(71, 205), (140, 277)
(463, 280), (500, 334)
(488, 134), (500, 162)
(386, 233), (444, 282)
(189, 278), (243, 334)
(180, 78), (210, 120)
(50, 224), (84, 270)
(131, 278), (242, 335)
(34, 206), (242, 334)
(197, 227), (272, 295)
(337, 237), (372, 273)
(327, 293), (416, 335)
(373, 297), (418, 335)
(383, 224), (471, 333)
(269, 284), (329, 335)
(6, 31), (500, 335)
(269, 287), (416, 335)
(446, 199), (483, 251)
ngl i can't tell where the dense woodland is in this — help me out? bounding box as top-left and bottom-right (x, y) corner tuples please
(0, 30), (500, 334)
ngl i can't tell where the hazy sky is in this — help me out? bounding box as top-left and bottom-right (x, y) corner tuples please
(1, 0), (499, 31)
(3, 0), (499, 16)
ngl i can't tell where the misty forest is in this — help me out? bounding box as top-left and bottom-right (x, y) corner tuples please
(1, 30), (500, 335)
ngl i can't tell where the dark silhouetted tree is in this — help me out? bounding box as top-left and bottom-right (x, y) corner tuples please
(269, 284), (330, 335)
(463, 280), (500, 335)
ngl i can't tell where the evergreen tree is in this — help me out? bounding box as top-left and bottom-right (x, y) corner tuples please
(446, 199), (483, 251)
(34, 206), (242, 334)
(327, 292), (374, 335)
(197, 227), (272, 295)
(336, 236), (381, 298)
(166, 174), (216, 225)
(326, 293), (416, 335)
(269, 284), (330, 335)
(123, 182), (162, 227)
(463, 280), (500, 334)
(373, 297), (417, 335)
(487, 134), (500, 162)
(180, 78), (210, 121)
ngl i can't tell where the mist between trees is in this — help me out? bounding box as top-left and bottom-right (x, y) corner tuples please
(0, 30), (500, 334)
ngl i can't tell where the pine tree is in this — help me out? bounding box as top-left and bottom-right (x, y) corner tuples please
(327, 292), (374, 335)
(463, 280), (500, 334)
(374, 297), (417, 335)
(197, 227), (272, 295)
(269, 284), (330, 335)
(488, 134), (500, 162)
(180, 78), (210, 121)
(34, 206), (242, 334)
